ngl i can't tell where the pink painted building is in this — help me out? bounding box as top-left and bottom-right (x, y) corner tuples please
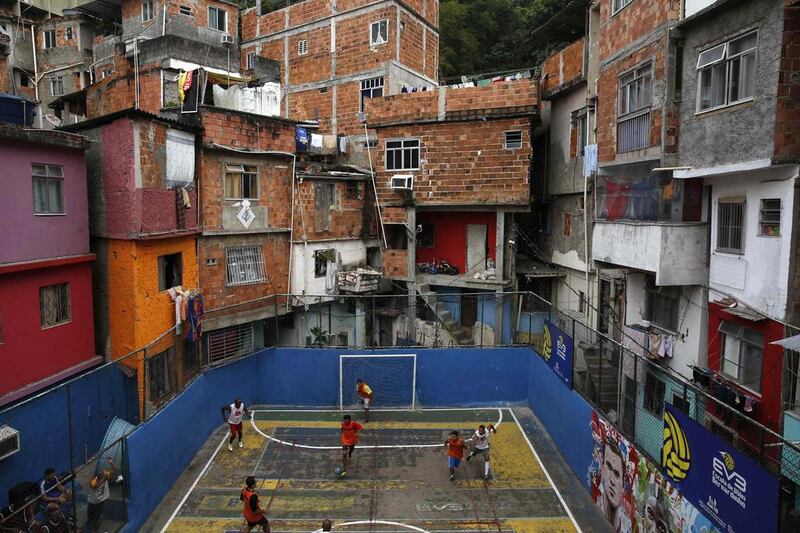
(0, 123), (99, 406)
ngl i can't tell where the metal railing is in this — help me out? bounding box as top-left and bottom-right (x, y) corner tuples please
(617, 109), (650, 153)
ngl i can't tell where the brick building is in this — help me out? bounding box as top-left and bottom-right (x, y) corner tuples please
(367, 79), (537, 345)
(0, 122), (99, 406)
(241, 0), (439, 134)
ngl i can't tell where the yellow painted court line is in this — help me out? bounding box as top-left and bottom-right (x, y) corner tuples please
(253, 420), (490, 430)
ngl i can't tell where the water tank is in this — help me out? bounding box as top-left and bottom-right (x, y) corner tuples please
(0, 94), (36, 126)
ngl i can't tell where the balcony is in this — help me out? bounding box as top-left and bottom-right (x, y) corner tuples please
(592, 221), (708, 285)
(617, 110), (650, 153)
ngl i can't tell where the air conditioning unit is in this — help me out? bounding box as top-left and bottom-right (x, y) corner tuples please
(0, 425), (20, 461)
(390, 174), (413, 190)
(221, 33), (234, 45)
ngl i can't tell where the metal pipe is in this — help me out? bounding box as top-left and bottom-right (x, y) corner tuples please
(286, 154), (297, 312)
(31, 25), (40, 128)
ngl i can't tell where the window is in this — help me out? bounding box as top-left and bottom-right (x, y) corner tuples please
(719, 321), (764, 392)
(148, 347), (177, 403)
(385, 139), (420, 171)
(19, 73), (30, 87)
(417, 223), (434, 248)
(224, 164), (258, 199)
(315, 183), (336, 232)
(179, 5), (192, 16)
(101, 68), (113, 79)
(618, 63), (652, 117)
(142, 0), (154, 22)
(759, 198), (781, 237)
(612, 0), (633, 15)
(158, 253), (182, 291)
(226, 246), (266, 286)
(622, 376), (636, 435)
(246, 52), (256, 70)
(43, 29), (56, 49)
(345, 181), (361, 200)
(65, 26), (73, 40)
(40, 283), (70, 328)
(49, 76), (64, 96)
(644, 371), (665, 416)
(208, 6), (227, 32)
(32, 164), (64, 215)
(576, 111), (588, 156)
(504, 131), (523, 150)
(672, 393), (690, 415)
(645, 279), (680, 332)
(298, 39), (308, 56)
(697, 32), (756, 112)
(370, 19), (388, 46)
(717, 199), (745, 252)
(314, 249), (335, 278)
(208, 323), (254, 362)
(360, 77), (384, 112)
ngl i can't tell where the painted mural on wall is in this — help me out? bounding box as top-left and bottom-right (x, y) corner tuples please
(588, 410), (719, 533)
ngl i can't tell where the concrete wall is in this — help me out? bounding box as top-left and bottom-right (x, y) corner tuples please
(290, 238), (370, 297)
(677, 0), (783, 169)
(0, 140), (90, 264)
(708, 165), (797, 320)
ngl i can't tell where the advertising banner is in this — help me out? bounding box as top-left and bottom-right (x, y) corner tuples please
(541, 321), (573, 388)
(662, 403), (778, 533)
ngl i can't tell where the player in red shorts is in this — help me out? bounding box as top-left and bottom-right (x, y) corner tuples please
(356, 379), (373, 423)
(340, 414), (363, 477)
(445, 430), (466, 481)
(222, 398), (248, 452)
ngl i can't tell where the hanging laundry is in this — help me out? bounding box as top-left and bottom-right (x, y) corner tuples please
(296, 127), (310, 152)
(338, 135), (347, 154)
(186, 292), (204, 341)
(648, 333), (662, 359)
(744, 396), (755, 413)
(310, 133), (324, 149)
(660, 334), (675, 358)
(322, 134), (338, 151)
(180, 187), (191, 208)
(583, 144), (598, 178)
(623, 326), (648, 358)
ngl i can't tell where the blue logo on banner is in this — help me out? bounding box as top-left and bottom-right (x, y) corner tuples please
(541, 321), (573, 388)
(662, 403), (778, 533)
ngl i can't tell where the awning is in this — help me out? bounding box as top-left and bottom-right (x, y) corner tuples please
(721, 305), (765, 322)
(771, 334), (800, 351)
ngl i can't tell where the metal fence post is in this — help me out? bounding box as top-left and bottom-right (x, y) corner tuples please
(480, 294), (484, 347)
(372, 295), (376, 347)
(274, 295), (279, 346)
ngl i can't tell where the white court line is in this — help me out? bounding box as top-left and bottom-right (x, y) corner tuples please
(312, 520), (431, 533)
(508, 409), (582, 533)
(251, 408), (506, 413)
(249, 409), (503, 450)
(160, 432), (229, 533)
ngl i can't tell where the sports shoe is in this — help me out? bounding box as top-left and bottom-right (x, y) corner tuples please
(483, 474), (490, 481)
(239, 441), (243, 448)
(228, 443), (233, 452)
(466, 454), (472, 462)
(339, 470), (347, 478)
(449, 474), (455, 481)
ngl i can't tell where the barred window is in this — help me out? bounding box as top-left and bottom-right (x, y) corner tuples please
(504, 131), (523, 150)
(40, 283), (70, 328)
(208, 323), (254, 362)
(385, 139), (420, 171)
(759, 198), (781, 237)
(717, 199), (745, 253)
(226, 245), (266, 286)
(148, 347), (178, 403)
(224, 164), (258, 199)
(32, 164), (64, 214)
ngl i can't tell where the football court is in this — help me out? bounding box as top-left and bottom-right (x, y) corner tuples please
(160, 408), (580, 533)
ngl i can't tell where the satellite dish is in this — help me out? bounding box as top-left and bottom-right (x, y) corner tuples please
(45, 113), (61, 127)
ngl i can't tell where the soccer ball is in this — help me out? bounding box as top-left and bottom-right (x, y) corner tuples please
(334, 467), (343, 477)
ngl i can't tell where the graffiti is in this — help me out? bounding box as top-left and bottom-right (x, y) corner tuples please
(587, 411), (719, 533)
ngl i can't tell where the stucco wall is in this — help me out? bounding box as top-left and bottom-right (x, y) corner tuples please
(291, 238), (370, 297)
(0, 140), (90, 264)
(677, 0), (783, 168)
(547, 87), (588, 196)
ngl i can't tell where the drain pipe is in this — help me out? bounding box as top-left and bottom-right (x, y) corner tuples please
(31, 25), (41, 128)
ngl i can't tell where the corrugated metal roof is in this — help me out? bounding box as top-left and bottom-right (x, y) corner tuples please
(771, 334), (800, 352)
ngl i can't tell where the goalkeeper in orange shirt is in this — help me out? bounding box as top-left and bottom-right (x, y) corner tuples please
(356, 379), (373, 423)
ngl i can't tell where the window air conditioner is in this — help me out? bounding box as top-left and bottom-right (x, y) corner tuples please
(389, 175), (413, 190)
(0, 425), (20, 461)
(221, 33), (234, 45)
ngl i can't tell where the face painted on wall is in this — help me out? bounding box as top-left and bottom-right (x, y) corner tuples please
(601, 439), (624, 511)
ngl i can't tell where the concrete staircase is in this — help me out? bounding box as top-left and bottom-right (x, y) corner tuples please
(416, 284), (474, 346)
(582, 343), (620, 412)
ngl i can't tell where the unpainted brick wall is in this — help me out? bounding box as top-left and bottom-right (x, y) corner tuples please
(374, 116), (533, 207)
(198, 107), (296, 152)
(399, 12), (424, 74)
(541, 38), (585, 95)
(293, 180), (369, 240)
(288, 26), (332, 84)
(289, 87), (334, 130)
(598, 0), (679, 62)
(334, 7), (398, 77)
(383, 248), (409, 279)
(774, 4), (800, 160)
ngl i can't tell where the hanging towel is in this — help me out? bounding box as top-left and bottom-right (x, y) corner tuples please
(583, 144), (598, 178)
(661, 334), (675, 358)
(648, 333), (662, 359)
(744, 396), (755, 413)
(339, 135), (347, 154)
(181, 187), (191, 208)
(174, 295), (183, 327)
(623, 326), (648, 358)
(322, 134), (338, 151)
(310, 133), (323, 149)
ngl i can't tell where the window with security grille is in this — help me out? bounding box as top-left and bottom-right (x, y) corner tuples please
(385, 139), (420, 171)
(717, 199), (745, 252)
(226, 246), (266, 286)
(43, 29), (56, 49)
(759, 198), (781, 237)
(697, 32), (756, 112)
(370, 19), (388, 46)
(208, 323), (254, 362)
(720, 321), (763, 392)
(360, 77), (384, 112)
(40, 283), (70, 328)
(504, 131), (523, 150)
(32, 164), (65, 214)
(224, 164), (258, 199)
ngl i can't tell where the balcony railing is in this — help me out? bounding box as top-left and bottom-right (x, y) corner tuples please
(617, 110), (650, 153)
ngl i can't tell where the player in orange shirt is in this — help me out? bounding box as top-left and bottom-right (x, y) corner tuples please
(356, 379), (373, 423)
(444, 430), (466, 481)
(340, 414), (363, 477)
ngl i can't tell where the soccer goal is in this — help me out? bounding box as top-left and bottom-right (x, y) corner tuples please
(339, 354), (417, 410)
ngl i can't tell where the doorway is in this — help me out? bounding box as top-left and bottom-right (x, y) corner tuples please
(466, 224), (488, 274)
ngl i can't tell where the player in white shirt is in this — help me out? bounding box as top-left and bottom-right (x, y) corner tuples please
(222, 398), (249, 452)
(466, 423), (497, 480)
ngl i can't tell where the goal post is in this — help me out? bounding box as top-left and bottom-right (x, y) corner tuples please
(339, 354), (417, 410)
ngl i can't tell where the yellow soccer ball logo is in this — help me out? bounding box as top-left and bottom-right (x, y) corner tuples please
(542, 325), (553, 361)
(662, 411), (691, 481)
(722, 451), (735, 472)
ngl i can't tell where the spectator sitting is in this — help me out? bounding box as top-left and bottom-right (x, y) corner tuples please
(39, 468), (72, 517)
(322, 519), (332, 532)
(29, 503), (69, 533)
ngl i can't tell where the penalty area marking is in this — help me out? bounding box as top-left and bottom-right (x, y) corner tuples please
(312, 520), (431, 533)
(249, 408), (503, 450)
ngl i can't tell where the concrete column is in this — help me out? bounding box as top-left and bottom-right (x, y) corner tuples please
(406, 207), (417, 344)
(494, 290), (504, 345)
(356, 299), (367, 348)
(495, 210), (505, 279)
